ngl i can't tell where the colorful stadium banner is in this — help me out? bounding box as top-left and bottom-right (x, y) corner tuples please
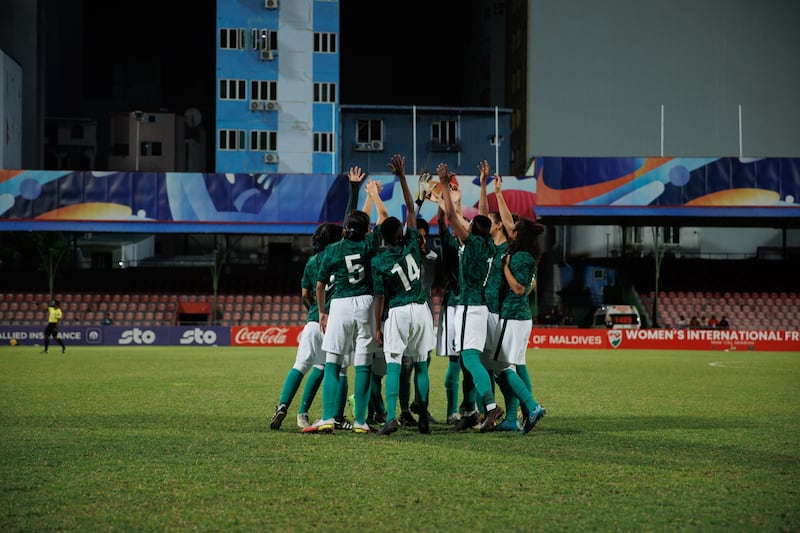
(1, 326), (797, 351)
(0, 325), (231, 347)
(230, 325), (303, 347)
(528, 328), (800, 352)
(535, 157), (800, 220)
(1, 157), (797, 234)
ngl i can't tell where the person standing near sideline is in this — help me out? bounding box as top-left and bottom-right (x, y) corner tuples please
(42, 300), (66, 354)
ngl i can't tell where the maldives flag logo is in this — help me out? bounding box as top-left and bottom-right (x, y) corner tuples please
(607, 330), (622, 348)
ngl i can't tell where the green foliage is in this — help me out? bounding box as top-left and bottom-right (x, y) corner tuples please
(30, 232), (71, 300)
(1, 347), (797, 531)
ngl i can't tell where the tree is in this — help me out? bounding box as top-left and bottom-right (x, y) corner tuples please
(34, 233), (71, 302)
(650, 226), (667, 328)
(208, 235), (240, 325)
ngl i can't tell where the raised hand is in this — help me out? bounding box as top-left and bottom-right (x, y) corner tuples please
(451, 184), (462, 205)
(388, 154), (406, 177)
(348, 166), (366, 183)
(478, 160), (491, 184)
(365, 178), (382, 197)
(493, 173), (503, 194)
(437, 163), (451, 185)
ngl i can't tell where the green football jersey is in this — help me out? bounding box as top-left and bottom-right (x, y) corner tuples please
(438, 230), (461, 306)
(301, 252), (335, 323)
(484, 241), (508, 314)
(316, 229), (382, 301)
(372, 226), (427, 309)
(500, 250), (536, 320)
(458, 232), (496, 306)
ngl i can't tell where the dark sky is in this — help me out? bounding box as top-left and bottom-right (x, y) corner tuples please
(339, 1), (470, 106)
(81, 0), (469, 113)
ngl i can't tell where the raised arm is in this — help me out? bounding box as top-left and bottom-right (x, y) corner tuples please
(388, 154), (416, 229)
(493, 174), (515, 235)
(478, 160), (490, 216)
(437, 163), (469, 242)
(365, 179), (388, 224)
(344, 166), (366, 221)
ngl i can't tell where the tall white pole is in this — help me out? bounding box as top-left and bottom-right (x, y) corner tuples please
(494, 106), (499, 171)
(660, 104), (664, 157)
(331, 103), (336, 174)
(738, 105), (743, 158)
(412, 106), (417, 174)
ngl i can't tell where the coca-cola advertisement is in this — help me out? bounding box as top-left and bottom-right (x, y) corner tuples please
(231, 325), (304, 347)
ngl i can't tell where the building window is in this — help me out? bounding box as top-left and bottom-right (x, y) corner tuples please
(251, 80), (278, 101)
(626, 226), (644, 244)
(251, 130), (277, 152)
(219, 79), (247, 100)
(663, 226), (680, 244)
(314, 132), (335, 153)
(220, 28), (246, 50)
(219, 129), (246, 151)
(356, 119), (382, 143)
(140, 141), (162, 157)
(314, 82), (336, 103)
(314, 32), (337, 53)
(251, 28), (278, 51)
(431, 120), (458, 146)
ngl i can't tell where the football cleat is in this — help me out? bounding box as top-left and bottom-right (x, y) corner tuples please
(269, 403), (288, 430)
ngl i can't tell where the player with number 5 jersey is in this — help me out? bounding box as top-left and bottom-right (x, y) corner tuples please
(309, 167), (384, 434)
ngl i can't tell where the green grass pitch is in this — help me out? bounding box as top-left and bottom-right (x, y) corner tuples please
(1, 345), (798, 531)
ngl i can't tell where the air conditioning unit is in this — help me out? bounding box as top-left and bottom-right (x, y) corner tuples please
(265, 101), (279, 111)
(260, 49), (274, 61)
(250, 100), (265, 111)
(354, 140), (383, 152)
(265, 0), (278, 8)
(264, 153), (279, 164)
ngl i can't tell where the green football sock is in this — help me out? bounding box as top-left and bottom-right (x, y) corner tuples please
(370, 372), (386, 418)
(517, 364), (532, 392)
(321, 362), (341, 420)
(444, 357), (461, 415)
(497, 368), (536, 416)
(278, 368), (303, 406)
(298, 366), (323, 414)
(353, 364), (372, 424)
(461, 349), (494, 409)
(384, 362), (401, 422)
(335, 367), (348, 419)
(413, 361), (430, 410)
(399, 357), (412, 412)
